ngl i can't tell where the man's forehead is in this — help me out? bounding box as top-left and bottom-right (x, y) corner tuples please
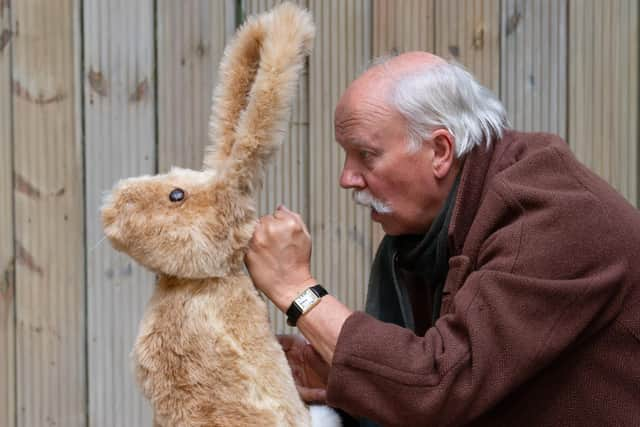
(338, 70), (391, 107)
(335, 78), (393, 128)
(334, 97), (395, 144)
(335, 96), (390, 124)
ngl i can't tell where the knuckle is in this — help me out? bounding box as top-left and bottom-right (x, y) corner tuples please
(259, 214), (274, 225)
(265, 220), (281, 235)
(285, 218), (299, 229)
(249, 230), (268, 249)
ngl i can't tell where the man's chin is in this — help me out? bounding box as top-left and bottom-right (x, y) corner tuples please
(371, 210), (394, 233)
(371, 209), (384, 221)
(372, 211), (410, 236)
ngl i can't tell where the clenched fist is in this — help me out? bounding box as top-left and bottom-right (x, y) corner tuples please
(245, 205), (318, 311)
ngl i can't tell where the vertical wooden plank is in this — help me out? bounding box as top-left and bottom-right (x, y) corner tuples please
(12, 0), (85, 426)
(598, 0), (612, 185)
(243, 0), (311, 333)
(628, 0), (638, 203)
(568, 0), (593, 167)
(157, 0), (234, 172)
(0, 0), (15, 426)
(434, 0), (501, 93)
(569, 0), (638, 206)
(84, 1), (155, 426)
(309, 0), (372, 314)
(501, 0), (567, 137)
(372, 0), (435, 56)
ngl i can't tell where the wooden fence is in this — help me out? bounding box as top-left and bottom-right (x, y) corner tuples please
(0, 0), (637, 426)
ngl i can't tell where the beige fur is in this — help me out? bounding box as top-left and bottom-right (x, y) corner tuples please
(101, 4), (330, 426)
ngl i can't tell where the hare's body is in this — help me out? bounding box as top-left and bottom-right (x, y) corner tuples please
(135, 275), (310, 427)
(101, 4), (340, 426)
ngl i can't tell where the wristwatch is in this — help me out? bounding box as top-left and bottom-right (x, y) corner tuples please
(286, 284), (328, 327)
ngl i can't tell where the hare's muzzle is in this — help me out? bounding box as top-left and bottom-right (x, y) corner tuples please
(100, 190), (125, 247)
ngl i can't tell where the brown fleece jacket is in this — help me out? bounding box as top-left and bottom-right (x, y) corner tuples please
(327, 130), (640, 427)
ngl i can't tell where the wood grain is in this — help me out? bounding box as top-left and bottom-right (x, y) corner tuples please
(0, 0), (15, 425)
(12, 0), (85, 425)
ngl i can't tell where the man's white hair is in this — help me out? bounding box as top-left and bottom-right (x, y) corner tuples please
(386, 61), (509, 158)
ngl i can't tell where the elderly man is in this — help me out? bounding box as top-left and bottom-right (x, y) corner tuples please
(245, 52), (640, 427)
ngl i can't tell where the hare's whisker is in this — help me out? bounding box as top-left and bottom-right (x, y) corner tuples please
(90, 235), (107, 252)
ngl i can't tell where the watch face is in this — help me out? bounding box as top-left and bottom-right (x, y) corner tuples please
(296, 289), (318, 311)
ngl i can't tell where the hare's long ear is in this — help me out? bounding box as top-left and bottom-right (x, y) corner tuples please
(214, 2), (315, 195)
(204, 11), (267, 171)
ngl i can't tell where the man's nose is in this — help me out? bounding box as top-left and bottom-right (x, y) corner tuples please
(339, 167), (365, 189)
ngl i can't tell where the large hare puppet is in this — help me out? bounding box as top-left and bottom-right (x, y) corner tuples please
(102, 4), (340, 426)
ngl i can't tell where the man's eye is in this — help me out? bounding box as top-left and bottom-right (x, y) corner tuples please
(359, 151), (372, 160)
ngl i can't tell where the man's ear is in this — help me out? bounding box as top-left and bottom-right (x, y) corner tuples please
(430, 129), (456, 179)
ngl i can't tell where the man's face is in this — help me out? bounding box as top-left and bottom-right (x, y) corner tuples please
(335, 90), (447, 236)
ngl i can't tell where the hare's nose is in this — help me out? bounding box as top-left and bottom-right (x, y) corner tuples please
(169, 188), (185, 202)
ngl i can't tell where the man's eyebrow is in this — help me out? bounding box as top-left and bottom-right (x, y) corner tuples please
(347, 139), (367, 148)
(340, 138), (378, 150)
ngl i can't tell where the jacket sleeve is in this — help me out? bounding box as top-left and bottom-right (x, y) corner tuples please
(326, 172), (630, 427)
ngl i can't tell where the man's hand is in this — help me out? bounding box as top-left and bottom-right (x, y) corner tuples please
(246, 205), (353, 367)
(245, 205), (317, 311)
(279, 334), (329, 403)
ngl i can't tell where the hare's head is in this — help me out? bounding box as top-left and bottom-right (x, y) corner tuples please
(101, 167), (255, 278)
(101, 2), (314, 280)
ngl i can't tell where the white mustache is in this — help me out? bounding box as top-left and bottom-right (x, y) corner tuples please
(352, 190), (393, 214)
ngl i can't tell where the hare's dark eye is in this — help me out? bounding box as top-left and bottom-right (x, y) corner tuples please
(169, 188), (185, 202)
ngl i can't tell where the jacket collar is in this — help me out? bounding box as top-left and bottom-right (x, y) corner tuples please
(449, 131), (512, 257)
